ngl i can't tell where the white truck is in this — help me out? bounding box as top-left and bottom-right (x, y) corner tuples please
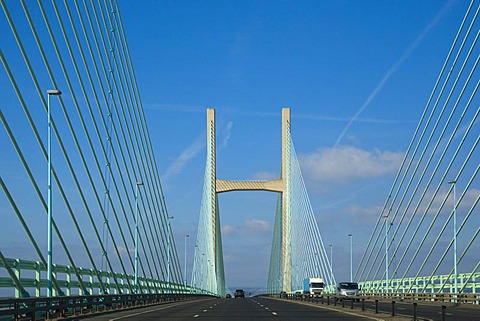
(303, 277), (324, 296)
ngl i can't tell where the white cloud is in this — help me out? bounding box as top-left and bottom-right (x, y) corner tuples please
(117, 246), (131, 255)
(162, 135), (205, 184)
(221, 219), (271, 236)
(252, 171), (278, 180)
(221, 121), (234, 148)
(242, 219), (271, 233)
(222, 224), (235, 235)
(299, 145), (404, 183)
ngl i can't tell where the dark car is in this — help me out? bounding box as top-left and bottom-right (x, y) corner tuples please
(226, 293), (232, 298)
(234, 289), (245, 298)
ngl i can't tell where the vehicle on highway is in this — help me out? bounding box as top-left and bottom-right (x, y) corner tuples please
(226, 293), (231, 298)
(234, 289), (245, 298)
(303, 277), (324, 296)
(335, 282), (360, 301)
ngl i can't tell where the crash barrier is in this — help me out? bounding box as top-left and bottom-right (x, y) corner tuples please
(264, 293), (474, 320)
(0, 293), (215, 320)
(274, 291), (480, 304)
(358, 272), (480, 295)
(363, 292), (480, 304)
(0, 258), (214, 298)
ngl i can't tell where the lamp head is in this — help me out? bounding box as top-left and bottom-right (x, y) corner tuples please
(47, 89), (62, 96)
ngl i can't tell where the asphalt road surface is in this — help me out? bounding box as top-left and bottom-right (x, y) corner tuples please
(80, 297), (377, 321)
(358, 298), (480, 321)
(286, 296), (480, 321)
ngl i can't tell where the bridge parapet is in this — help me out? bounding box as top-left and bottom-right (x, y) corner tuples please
(0, 258), (201, 298)
(359, 272), (480, 295)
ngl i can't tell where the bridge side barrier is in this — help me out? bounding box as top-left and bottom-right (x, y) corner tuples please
(0, 258), (213, 297)
(358, 272), (480, 295)
(264, 293), (464, 319)
(0, 293), (215, 320)
(360, 292), (480, 304)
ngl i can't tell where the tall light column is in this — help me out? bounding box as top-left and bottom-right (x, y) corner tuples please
(184, 234), (189, 289)
(46, 89), (61, 297)
(167, 216), (174, 287)
(448, 180), (458, 294)
(348, 234), (353, 282)
(134, 181), (143, 293)
(329, 245), (333, 288)
(382, 215), (389, 292)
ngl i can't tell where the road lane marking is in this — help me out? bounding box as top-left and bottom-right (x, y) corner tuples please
(274, 300), (385, 321)
(108, 301), (201, 320)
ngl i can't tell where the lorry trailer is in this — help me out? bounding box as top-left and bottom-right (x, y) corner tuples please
(303, 277), (324, 296)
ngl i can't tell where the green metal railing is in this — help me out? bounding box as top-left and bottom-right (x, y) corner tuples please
(0, 258), (213, 298)
(359, 272), (480, 294)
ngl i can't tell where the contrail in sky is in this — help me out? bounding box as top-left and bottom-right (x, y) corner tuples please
(333, 0), (455, 147)
(161, 135), (205, 185)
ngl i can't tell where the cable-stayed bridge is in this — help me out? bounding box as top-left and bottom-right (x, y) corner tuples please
(0, 0), (186, 298)
(191, 108), (335, 297)
(1, 0), (479, 307)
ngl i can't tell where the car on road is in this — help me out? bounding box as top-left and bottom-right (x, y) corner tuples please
(234, 289), (245, 298)
(336, 282), (360, 301)
(226, 293), (232, 298)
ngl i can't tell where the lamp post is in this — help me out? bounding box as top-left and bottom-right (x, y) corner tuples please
(167, 216), (174, 286)
(348, 234), (353, 282)
(46, 89), (61, 297)
(382, 215), (389, 292)
(448, 180), (458, 295)
(329, 245), (333, 289)
(184, 234), (189, 289)
(134, 181), (143, 293)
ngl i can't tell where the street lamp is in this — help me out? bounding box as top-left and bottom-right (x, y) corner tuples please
(167, 216), (174, 286)
(46, 89), (61, 297)
(348, 234), (353, 282)
(382, 215), (389, 292)
(329, 245), (333, 289)
(134, 181), (143, 293)
(184, 234), (189, 289)
(448, 180), (458, 295)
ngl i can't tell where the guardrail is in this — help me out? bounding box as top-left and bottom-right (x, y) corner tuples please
(362, 292), (480, 304)
(358, 272), (480, 294)
(0, 258), (214, 298)
(266, 291), (480, 304)
(0, 293), (215, 320)
(265, 293), (476, 320)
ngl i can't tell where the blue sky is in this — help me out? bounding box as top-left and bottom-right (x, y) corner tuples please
(0, 0), (471, 294)
(117, 0), (470, 288)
